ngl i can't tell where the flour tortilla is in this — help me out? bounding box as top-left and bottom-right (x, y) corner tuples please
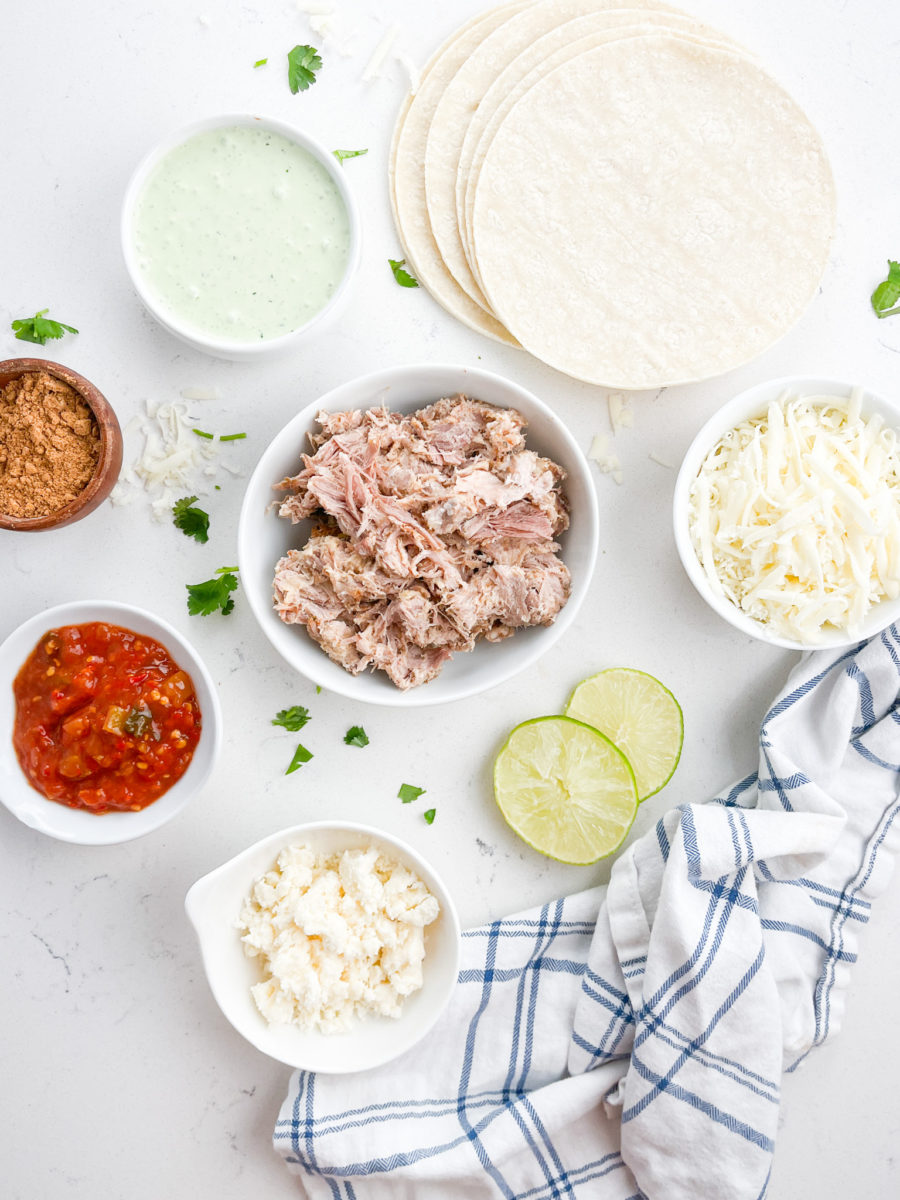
(389, 0), (530, 345)
(422, 0), (685, 314)
(455, 19), (750, 288)
(471, 35), (835, 389)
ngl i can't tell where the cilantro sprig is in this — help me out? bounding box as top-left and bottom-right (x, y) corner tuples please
(333, 148), (368, 165)
(288, 44), (322, 93)
(388, 258), (419, 288)
(344, 725), (369, 748)
(11, 308), (78, 345)
(186, 566), (239, 616)
(398, 783), (426, 803)
(272, 706), (310, 732)
(871, 260), (900, 319)
(172, 496), (210, 544)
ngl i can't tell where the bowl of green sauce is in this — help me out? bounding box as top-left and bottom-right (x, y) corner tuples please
(121, 114), (361, 359)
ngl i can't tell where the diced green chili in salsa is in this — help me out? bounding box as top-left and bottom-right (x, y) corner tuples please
(12, 622), (201, 814)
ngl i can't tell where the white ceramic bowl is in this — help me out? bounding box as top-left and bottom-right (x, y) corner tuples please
(0, 600), (222, 844)
(238, 363), (599, 706)
(184, 821), (461, 1073)
(673, 376), (900, 650)
(121, 113), (361, 360)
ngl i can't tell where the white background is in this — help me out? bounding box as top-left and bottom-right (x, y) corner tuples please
(2, 0), (899, 1196)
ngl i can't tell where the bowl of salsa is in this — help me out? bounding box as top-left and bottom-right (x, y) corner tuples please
(0, 600), (222, 843)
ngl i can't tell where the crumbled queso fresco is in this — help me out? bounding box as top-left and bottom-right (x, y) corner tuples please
(238, 844), (440, 1032)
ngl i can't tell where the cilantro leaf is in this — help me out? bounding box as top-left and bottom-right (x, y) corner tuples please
(186, 566), (239, 616)
(172, 495), (210, 544)
(423, 808), (436, 825)
(333, 148), (368, 165)
(286, 743), (313, 774)
(287, 44), (322, 93)
(11, 308), (79, 345)
(398, 782), (426, 803)
(388, 258), (419, 288)
(272, 706), (310, 732)
(343, 725), (369, 748)
(872, 260), (900, 319)
(254, 58), (268, 68)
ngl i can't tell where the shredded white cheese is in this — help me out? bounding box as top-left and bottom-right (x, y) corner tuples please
(295, 2), (359, 56)
(589, 433), (624, 484)
(362, 25), (399, 81)
(309, 14), (333, 37)
(110, 399), (244, 519)
(688, 390), (900, 642)
(393, 48), (421, 93)
(608, 392), (633, 435)
(180, 385), (220, 402)
(649, 452), (674, 470)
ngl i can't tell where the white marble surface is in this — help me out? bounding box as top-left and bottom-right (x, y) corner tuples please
(1, 1), (899, 1196)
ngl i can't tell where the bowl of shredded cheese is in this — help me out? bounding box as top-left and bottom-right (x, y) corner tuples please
(673, 377), (900, 649)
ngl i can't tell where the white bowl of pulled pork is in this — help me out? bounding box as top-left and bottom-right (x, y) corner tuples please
(238, 364), (598, 705)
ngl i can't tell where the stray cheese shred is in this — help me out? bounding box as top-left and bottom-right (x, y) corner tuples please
(688, 390), (900, 642)
(110, 399), (244, 519)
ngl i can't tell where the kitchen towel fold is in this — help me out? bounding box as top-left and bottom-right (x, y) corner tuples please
(275, 628), (900, 1199)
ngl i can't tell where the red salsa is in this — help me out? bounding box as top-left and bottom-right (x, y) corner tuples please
(13, 622), (202, 814)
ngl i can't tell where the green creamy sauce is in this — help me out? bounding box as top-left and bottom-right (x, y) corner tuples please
(132, 125), (351, 342)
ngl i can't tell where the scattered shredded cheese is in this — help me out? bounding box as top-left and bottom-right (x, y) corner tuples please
(608, 392), (633, 435)
(180, 385), (220, 402)
(111, 399), (244, 519)
(688, 390), (900, 642)
(588, 434), (623, 484)
(309, 14), (333, 38)
(362, 25), (399, 81)
(649, 452), (674, 469)
(298, 3), (359, 57)
(589, 433), (609, 461)
(393, 48), (421, 93)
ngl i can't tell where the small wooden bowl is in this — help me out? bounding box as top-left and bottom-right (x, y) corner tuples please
(0, 358), (123, 531)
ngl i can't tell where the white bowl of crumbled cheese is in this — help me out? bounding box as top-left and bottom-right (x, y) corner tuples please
(673, 376), (900, 650)
(185, 821), (461, 1073)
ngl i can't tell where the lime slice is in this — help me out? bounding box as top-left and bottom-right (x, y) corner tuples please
(565, 668), (683, 802)
(493, 716), (638, 865)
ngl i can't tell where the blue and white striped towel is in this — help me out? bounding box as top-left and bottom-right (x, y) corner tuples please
(275, 629), (900, 1198)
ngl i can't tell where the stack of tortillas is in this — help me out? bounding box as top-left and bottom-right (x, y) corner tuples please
(390, 0), (836, 390)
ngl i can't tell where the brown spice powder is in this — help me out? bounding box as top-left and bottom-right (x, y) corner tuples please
(0, 371), (101, 518)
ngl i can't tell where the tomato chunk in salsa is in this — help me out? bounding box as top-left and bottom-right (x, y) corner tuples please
(13, 622), (202, 814)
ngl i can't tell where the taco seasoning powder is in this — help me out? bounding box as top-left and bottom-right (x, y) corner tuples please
(0, 371), (101, 518)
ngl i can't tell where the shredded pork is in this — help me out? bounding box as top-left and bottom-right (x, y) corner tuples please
(273, 395), (571, 689)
